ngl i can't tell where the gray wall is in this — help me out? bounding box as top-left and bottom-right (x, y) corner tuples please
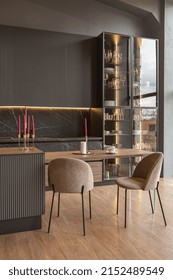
(0, 0), (147, 37)
(0, 25), (97, 107)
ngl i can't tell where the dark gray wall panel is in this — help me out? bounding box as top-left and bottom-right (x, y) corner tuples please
(0, 25), (96, 107)
(66, 36), (97, 107)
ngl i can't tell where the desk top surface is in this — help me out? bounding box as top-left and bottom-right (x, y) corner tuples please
(45, 149), (153, 163)
(0, 147), (44, 155)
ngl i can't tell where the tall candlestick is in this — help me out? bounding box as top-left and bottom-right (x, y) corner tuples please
(25, 107), (27, 131)
(32, 115), (35, 148)
(84, 117), (88, 142)
(18, 115), (21, 148)
(26, 115), (30, 148)
(32, 115), (35, 136)
(18, 115), (21, 136)
(23, 114), (26, 136)
(27, 115), (30, 136)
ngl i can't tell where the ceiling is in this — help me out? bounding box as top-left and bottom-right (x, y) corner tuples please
(94, 0), (151, 19)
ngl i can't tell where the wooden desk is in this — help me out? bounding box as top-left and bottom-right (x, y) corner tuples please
(45, 149), (152, 163)
(45, 149), (152, 184)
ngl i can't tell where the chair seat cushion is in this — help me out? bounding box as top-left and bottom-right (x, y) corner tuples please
(115, 177), (145, 190)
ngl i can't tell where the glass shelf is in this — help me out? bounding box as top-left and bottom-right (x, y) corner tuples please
(105, 133), (130, 136)
(105, 119), (130, 122)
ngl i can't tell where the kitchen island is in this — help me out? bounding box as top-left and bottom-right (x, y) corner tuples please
(0, 147), (45, 235)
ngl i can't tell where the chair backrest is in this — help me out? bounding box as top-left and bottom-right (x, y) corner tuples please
(48, 158), (94, 193)
(132, 152), (163, 190)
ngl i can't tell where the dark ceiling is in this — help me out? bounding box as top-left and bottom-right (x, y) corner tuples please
(94, 0), (150, 19)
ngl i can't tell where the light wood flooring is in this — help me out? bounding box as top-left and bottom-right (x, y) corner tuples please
(0, 178), (173, 260)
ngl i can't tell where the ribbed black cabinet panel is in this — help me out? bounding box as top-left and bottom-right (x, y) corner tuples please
(0, 153), (45, 221)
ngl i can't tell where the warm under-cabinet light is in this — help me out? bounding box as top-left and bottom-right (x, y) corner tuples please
(0, 106), (90, 110)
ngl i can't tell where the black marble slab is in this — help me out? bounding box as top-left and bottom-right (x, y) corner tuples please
(34, 140), (102, 152)
(0, 108), (103, 151)
(0, 108), (91, 138)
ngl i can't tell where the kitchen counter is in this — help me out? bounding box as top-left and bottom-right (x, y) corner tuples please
(0, 136), (102, 143)
(0, 137), (103, 153)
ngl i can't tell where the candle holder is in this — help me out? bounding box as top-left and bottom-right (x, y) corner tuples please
(32, 134), (35, 149)
(27, 134), (30, 148)
(23, 134), (27, 150)
(85, 136), (88, 153)
(18, 134), (21, 149)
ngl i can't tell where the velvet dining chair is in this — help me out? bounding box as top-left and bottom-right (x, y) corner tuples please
(47, 157), (94, 236)
(115, 152), (167, 228)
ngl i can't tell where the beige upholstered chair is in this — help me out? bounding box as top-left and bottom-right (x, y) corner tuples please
(47, 158), (94, 235)
(115, 152), (167, 227)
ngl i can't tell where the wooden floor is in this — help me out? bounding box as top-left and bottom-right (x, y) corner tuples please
(0, 178), (173, 260)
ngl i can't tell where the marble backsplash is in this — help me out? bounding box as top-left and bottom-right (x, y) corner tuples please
(0, 107), (102, 140)
(0, 108), (91, 139)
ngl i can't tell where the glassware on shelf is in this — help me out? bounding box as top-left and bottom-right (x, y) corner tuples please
(104, 50), (113, 63)
(119, 109), (124, 120)
(104, 108), (126, 121)
(120, 74), (126, 86)
(104, 73), (109, 85)
(107, 78), (120, 89)
(104, 49), (122, 65)
(113, 110), (118, 120)
(112, 50), (122, 64)
(105, 163), (120, 178)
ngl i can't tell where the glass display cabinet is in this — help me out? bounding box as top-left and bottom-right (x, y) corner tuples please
(103, 33), (131, 107)
(98, 33), (159, 181)
(98, 32), (132, 180)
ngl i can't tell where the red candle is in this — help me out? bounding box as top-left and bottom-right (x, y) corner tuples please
(24, 107), (27, 130)
(84, 118), (88, 139)
(18, 115), (21, 136)
(23, 114), (26, 135)
(32, 115), (35, 136)
(27, 115), (30, 135)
